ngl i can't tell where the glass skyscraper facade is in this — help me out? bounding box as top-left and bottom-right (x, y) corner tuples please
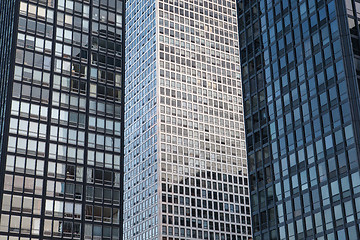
(237, 0), (360, 239)
(124, 0), (252, 239)
(0, 0), (125, 239)
(0, 0), (17, 160)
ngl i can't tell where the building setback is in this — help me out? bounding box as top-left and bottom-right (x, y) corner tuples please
(0, 0), (125, 239)
(237, 0), (360, 239)
(123, 0), (252, 239)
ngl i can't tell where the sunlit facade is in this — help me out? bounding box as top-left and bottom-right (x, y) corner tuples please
(0, 0), (125, 239)
(124, 0), (252, 239)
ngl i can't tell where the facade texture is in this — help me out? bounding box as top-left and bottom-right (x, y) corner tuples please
(0, 0), (18, 160)
(237, 0), (360, 239)
(124, 0), (252, 239)
(0, 0), (125, 239)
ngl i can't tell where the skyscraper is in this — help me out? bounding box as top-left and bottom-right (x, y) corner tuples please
(237, 0), (360, 239)
(0, 0), (125, 239)
(123, 0), (252, 239)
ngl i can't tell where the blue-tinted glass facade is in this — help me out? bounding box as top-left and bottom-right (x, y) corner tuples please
(123, 0), (158, 239)
(237, 0), (360, 239)
(0, 0), (17, 162)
